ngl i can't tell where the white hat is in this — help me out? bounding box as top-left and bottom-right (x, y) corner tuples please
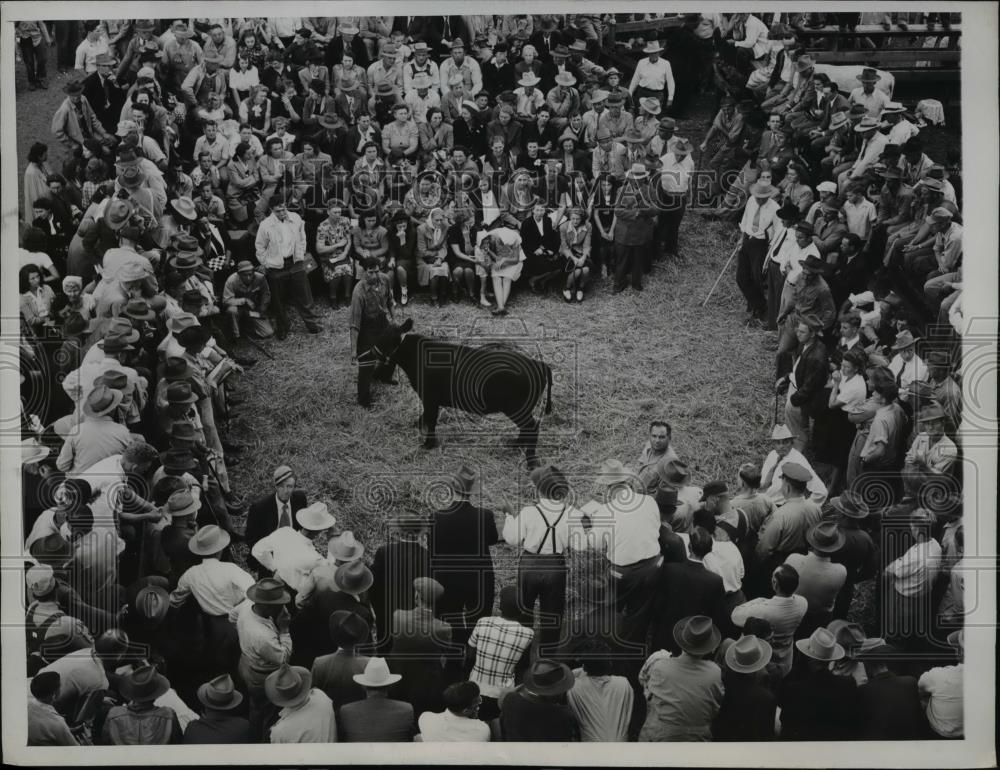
(296, 502), (337, 531)
(26, 564), (56, 597)
(770, 424), (794, 440)
(816, 181), (838, 194)
(352, 657), (402, 687)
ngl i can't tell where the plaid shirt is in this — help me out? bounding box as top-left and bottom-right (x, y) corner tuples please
(468, 616), (534, 698)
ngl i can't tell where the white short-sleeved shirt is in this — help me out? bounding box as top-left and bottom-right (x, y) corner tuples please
(418, 709), (491, 742)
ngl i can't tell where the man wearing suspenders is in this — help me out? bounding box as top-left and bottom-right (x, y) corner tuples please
(501, 465), (586, 652)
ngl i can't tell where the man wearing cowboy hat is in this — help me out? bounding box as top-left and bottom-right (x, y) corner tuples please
(656, 136), (694, 259)
(848, 68), (890, 119)
(628, 39), (674, 114)
(367, 42), (404, 103)
(404, 72), (442, 124)
(784, 521), (847, 636)
(499, 658), (580, 741)
(886, 328), (928, 397)
(180, 50), (228, 110)
(837, 115), (889, 194)
(101, 664), (182, 744)
(639, 616), (723, 741)
(55, 385), (134, 475)
(439, 37), (483, 98)
(826, 492), (876, 619)
(611, 162), (658, 293)
(583, 459), (661, 644)
(184, 674), (253, 743)
(776, 252), (836, 367)
(402, 40), (441, 95)
(51, 77), (114, 153)
(162, 21), (203, 91)
(714, 633), (776, 740)
(545, 71), (580, 131)
(264, 663), (336, 742)
(339, 657), (416, 741)
(250, 502), (334, 597)
(778, 627), (858, 739)
(737, 179), (781, 321)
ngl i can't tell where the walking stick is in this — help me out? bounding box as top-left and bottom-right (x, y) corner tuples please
(701, 235), (743, 308)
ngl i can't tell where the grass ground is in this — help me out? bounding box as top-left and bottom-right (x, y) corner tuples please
(14, 41), (960, 634)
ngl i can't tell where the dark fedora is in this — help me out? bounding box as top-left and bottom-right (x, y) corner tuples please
(776, 201), (801, 222)
(806, 521), (846, 553)
(120, 664), (170, 703)
(161, 447), (197, 472)
(328, 610), (371, 648)
(447, 464), (480, 496)
(800, 254), (827, 274)
(335, 561), (374, 594)
(523, 659), (575, 697)
(101, 333), (135, 354)
(246, 577), (292, 605)
(29, 532), (73, 566)
(264, 664), (312, 708)
(124, 298), (156, 321)
(829, 490), (870, 519)
(63, 79), (85, 95)
(166, 381), (198, 405)
(168, 422), (197, 442)
(168, 252), (202, 271)
(62, 312), (91, 338)
(134, 584), (170, 623)
(163, 356), (194, 381)
(197, 674), (243, 710)
(673, 615), (722, 655)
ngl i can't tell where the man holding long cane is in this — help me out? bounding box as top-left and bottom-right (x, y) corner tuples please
(735, 181), (780, 323)
(351, 257), (397, 409)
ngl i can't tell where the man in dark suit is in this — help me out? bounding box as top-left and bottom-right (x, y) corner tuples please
(83, 52), (127, 134)
(651, 527), (727, 652)
(855, 645), (931, 739)
(482, 43), (516, 96)
(245, 464), (307, 573)
(290, 563), (376, 669)
(778, 312), (831, 453)
(370, 512), (431, 653)
(338, 658), (416, 741)
(343, 113), (382, 165)
(530, 16), (563, 62)
(310, 611), (372, 711)
(324, 24), (369, 69)
(519, 199), (561, 291)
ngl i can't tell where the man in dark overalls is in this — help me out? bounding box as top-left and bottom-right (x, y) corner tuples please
(350, 257), (397, 408)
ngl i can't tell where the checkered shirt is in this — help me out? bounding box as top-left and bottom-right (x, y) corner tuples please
(468, 616), (534, 698)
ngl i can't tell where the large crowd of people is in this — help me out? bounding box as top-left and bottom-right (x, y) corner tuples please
(16, 12), (966, 746)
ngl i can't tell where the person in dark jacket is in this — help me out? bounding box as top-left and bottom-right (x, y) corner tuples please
(656, 489), (689, 563)
(499, 659), (580, 742)
(650, 527), (727, 653)
(856, 644), (931, 739)
(184, 675), (254, 743)
(101, 664), (183, 745)
(827, 492), (878, 619)
(777, 627), (859, 740)
(311, 611), (371, 711)
(519, 199), (561, 290)
(290, 562), (376, 669)
(245, 465), (307, 574)
(777, 313), (830, 454)
(338, 657), (416, 741)
(370, 511), (431, 653)
(430, 465), (499, 647)
(714, 634), (776, 741)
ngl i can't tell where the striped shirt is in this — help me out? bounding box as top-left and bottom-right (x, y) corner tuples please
(468, 616), (534, 698)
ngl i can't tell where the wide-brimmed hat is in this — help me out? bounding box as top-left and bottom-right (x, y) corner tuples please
(338, 23), (359, 35)
(750, 181), (777, 198)
(639, 97), (661, 115)
(881, 101), (905, 115)
(166, 313), (200, 336)
(353, 657), (402, 687)
(770, 424), (794, 441)
(170, 196), (198, 222)
(414, 577), (445, 605)
(165, 489), (199, 518)
(116, 119), (139, 137)
(104, 198), (134, 231)
(117, 164), (146, 189)
(188, 524), (231, 556)
(925, 206), (954, 226)
(22, 438), (51, 466)
(775, 201), (801, 223)
(828, 111), (849, 131)
(26, 564), (56, 597)
(626, 162), (649, 180)
(795, 54), (815, 72)
(658, 459), (690, 487)
(30, 532), (73, 565)
(335, 560), (374, 594)
(917, 403), (947, 424)
(806, 521), (846, 553)
(829, 491), (870, 519)
(329, 610), (370, 647)
(265, 664), (312, 708)
(891, 330), (920, 350)
(523, 659), (575, 696)
(296, 502), (336, 531)
(168, 252), (202, 271)
(327, 530), (364, 561)
(83, 385), (124, 418)
(673, 615), (722, 655)
(857, 67), (881, 82)
(97, 368), (129, 391)
(63, 79), (85, 95)
(246, 577), (292, 605)
(596, 458), (637, 486)
(796, 627), (846, 661)
(161, 447), (197, 472)
(567, 39), (588, 54)
(854, 116), (880, 133)
(121, 664), (171, 702)
(554, 71), (577, 87)
(529, 464), (569, 499)
(172, 21), (195, 40)
(198, 674), (243, 710)
(551, 44), (570, 59)
(642, 39), (664, 54)
(123, 298), (155, 321)
(101, 333), (135, 354)
(318, 113), (345, 130)
(623, 129), (646, 145)
(134, 584), (170, 623)
(447, 464), (480, 496)
(116, 261), (149, 283)
(725, 634), (773, 673)
(827, 619), (868, 654)
(517, 72), (540, 88)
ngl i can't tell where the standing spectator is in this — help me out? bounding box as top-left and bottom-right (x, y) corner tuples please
(17, 21), (51, 90)
(310, 611), (371, 710)
(656, 138), (694, 259)
(784, 521), (848, 637)
(101, 665), (183, 745)
(628, 40), (674, 113)
(732, 565), (808, 676)
(713, 634), (776, 741)
(777, 627), (858, 740)
(639, 616), (724, 741)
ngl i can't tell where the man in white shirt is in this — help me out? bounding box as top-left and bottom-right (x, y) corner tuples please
(918, 630), (964, 738)
(656, 137), (695, 258)
(837, 116), (888, 193)
(902, 404), (959, 496)
(848, 68), (890, 118)
(439, 39), (482, 97)
(502, 464), (586, 650)
(883, 508), (941, 642)
(738, 181), (781, 321)
(403, 41), (440, 95)
(731, 564), (808, 677)
(729, 13), (770, 71)
(882, 101), (919, 145)
(404, 73), (441, 124)
(760, 423), (828, 505)
(417, 681), (491, 741)
(887, 330), (928, 398)
(628, 40), (674, 112)
(254, 197), (322, 339)
(250, 503), (335, 597)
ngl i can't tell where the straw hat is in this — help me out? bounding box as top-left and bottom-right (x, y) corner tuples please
(197, 674), (243, 711)
(120, 665), (171, 703)
(246, 577), (292, 605)
(642, 40), (664, 54)
(770, 424), (794, 440)
(806, 521), (846, 553)
(187, 524), (231, 556)
(83, 385), (124, 418)
(265, 664), (313, 708)
(523, 659), (575, 696)
(796, 627), (845, 661)
(673, 615), (722, 655)
(554, 71), (577, 87)
(22, 438), (51, 466)
(327, 530), (364, 561)
(296, 502), (336, 531)
(596, 458), (637, 486)
(725, 634), (773, 674)
(639, 97), (661, 115)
